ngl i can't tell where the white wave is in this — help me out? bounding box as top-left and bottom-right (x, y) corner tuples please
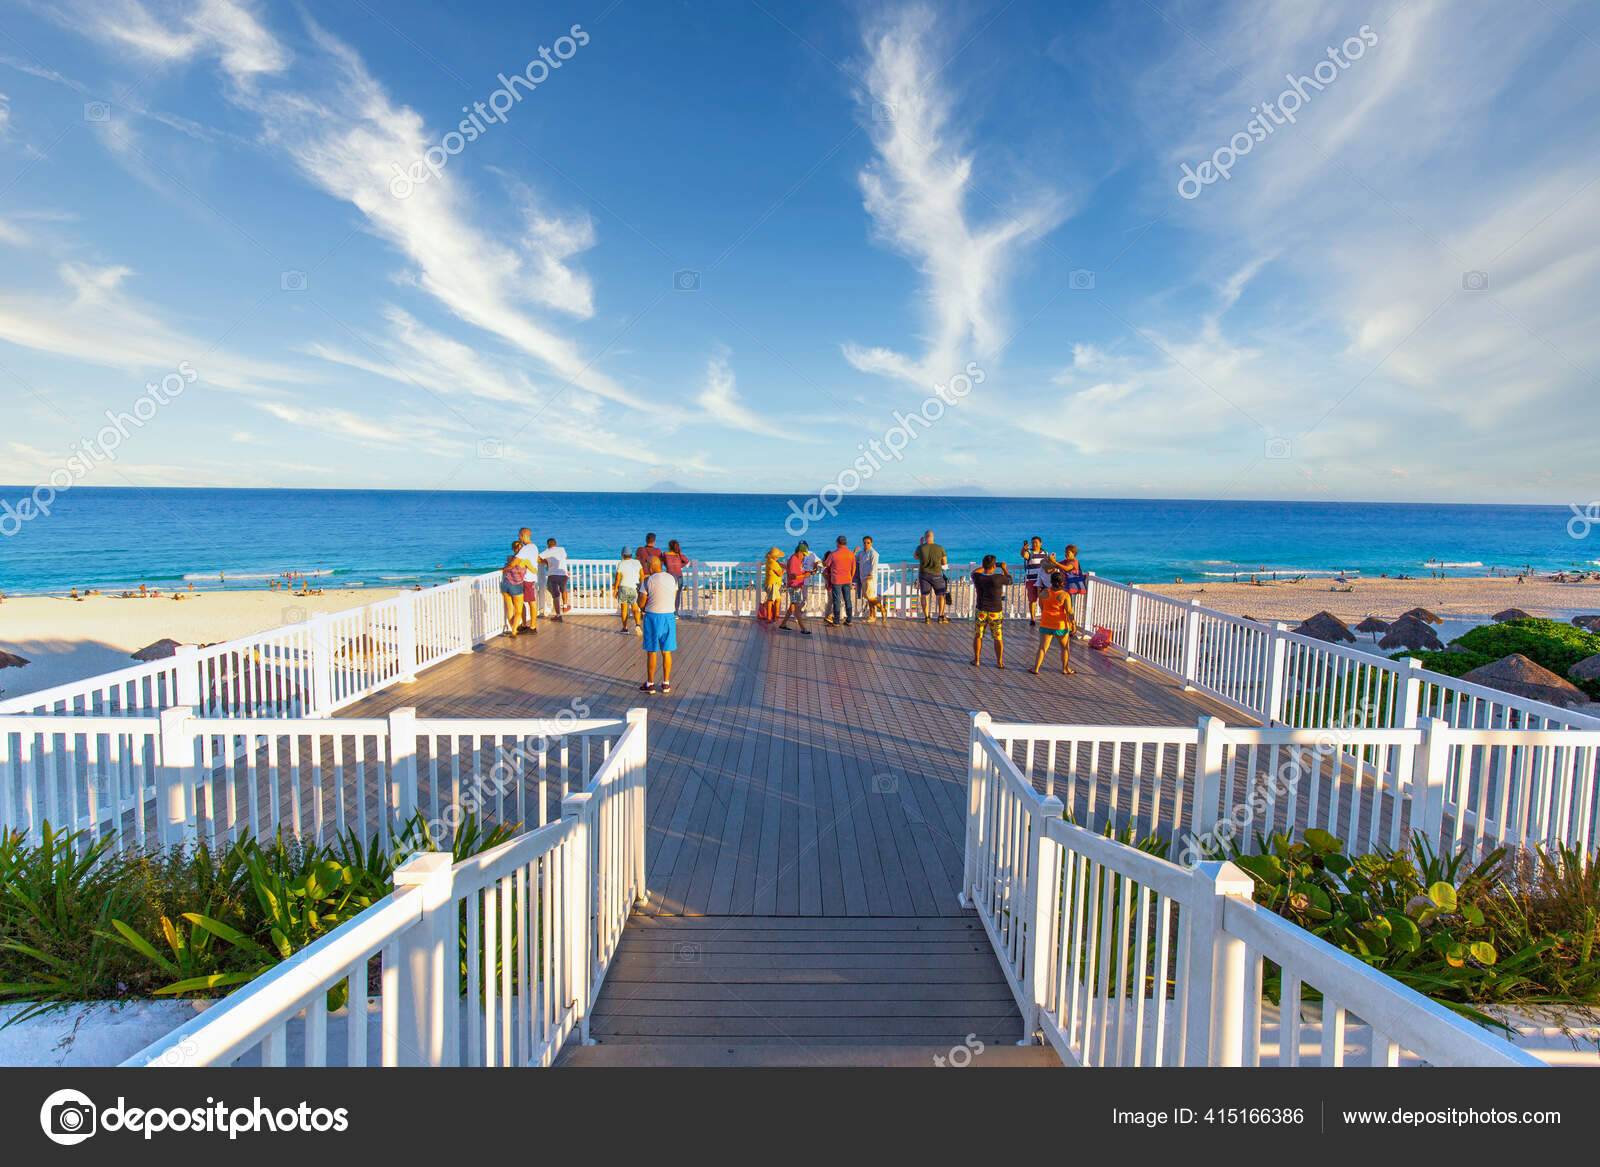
(181, 569), (335, 581)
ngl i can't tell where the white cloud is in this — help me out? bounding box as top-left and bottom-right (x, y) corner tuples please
(842, 5), (1064, 390)
(693, 348), (798, 441)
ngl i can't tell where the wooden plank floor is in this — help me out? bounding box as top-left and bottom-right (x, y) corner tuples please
(345, 614), (1239, 917)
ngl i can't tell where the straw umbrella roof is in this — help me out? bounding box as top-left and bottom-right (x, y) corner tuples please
(1461, 653), (1589, 708)
(1571, 615), (1600, 633)
(1293, 610), (1356, 643)
(0, 650), (30, 669)
(1378, 615), (1443, 651)
(131, 638), (183, 661)
(1401, 607), (1443, 625)
(1492, 608), (1534, 622)
(1568, 655), (1600, 683)
(1354, 616), (1389, 639)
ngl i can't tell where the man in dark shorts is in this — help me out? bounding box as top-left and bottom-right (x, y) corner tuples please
(1021, 536), (1047, 625)
(913, 530), (950, 623)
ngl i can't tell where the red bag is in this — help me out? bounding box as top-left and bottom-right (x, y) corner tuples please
(1089, 626), (1113, 651)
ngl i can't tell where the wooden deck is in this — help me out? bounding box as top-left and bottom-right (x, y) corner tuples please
(346, 614), (1237, 919)
(345, 614), (1236, 1061)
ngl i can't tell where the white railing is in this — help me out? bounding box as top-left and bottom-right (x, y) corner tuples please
(983, 715), (1600, 864)
(122, 710), (647, 1068)
(0, 709), (631, 853)
(963, 714), (1544, 1067)
(1077, 574), (1600, 734)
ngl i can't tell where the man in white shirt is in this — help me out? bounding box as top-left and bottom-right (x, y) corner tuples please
(639, 565), (679, 694)
(513, 528), (541, 631)
(614, 548), (643, 635)
(540, 538), (570, 621)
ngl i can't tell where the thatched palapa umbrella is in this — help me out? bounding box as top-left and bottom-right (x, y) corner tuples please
(1568, 655), (1600, 684)
(1492, 608), (1533, 623)
(131, 638), (183, 661)
(1354, 616), (1389, 641)
(1461, 653), (1589, 709)
(1293, 610), (1356, 644)
(1402, 607), (1443, 625)
(1378, 615), (1443, 651)
(1572, 614), (1600, 633)
(0, 650), (30, 669)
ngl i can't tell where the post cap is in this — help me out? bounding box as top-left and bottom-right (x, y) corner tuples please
(394, 850), (452, 886)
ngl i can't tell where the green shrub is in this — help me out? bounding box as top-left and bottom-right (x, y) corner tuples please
(1392, 617), (1600, 699)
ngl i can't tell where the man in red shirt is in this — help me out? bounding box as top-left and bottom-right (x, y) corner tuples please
(822, 535), (857, 626)
(778, 541), (816, 635)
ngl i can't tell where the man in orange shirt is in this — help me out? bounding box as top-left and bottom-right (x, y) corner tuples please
(822, 535), (857, 626)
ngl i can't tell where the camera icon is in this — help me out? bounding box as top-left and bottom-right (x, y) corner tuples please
(40, 1089), (97, 1145)
(673, 942), (702, 963)
(872, 101), (897, 123)
(673, 269), (701, 291)
(477, 438), (504, 460)
(870, 772), (898, 794)
(83, 101), (110, 123)
(282, 605), (309, 624)
(1068, 268), (1095, 290)
(1462, 270), (1489, 291)
(280, 270), (307, 292)
(1264, 437), (1292, 460)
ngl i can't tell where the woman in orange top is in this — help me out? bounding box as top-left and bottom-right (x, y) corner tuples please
(1032, 572), (1075, 675)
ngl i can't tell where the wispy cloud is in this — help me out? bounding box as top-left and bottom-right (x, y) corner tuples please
(842, 5), (1064, 389)
(693, 348), (801, 440)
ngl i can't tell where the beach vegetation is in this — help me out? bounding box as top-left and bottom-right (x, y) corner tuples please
(0, 814), (517, 1024)
(1391, 617), (1600, 700)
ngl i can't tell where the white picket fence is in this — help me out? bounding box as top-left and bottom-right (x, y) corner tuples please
(963, 716), (1544, 1067)
(0, 708), (634, 853)
(1076, 574), (1600, 734)
(983, 714), (1600, 863)
(122, 710), (647, 1068)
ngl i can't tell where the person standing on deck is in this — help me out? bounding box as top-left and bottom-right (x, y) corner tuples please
(639, 560), (678, 694)
(914, 530), (951, 623)
(778, 541), (816, 635)
(501, 540), (530, 636)
(823, 536), (856, 626)
(1021, 537), (1047, 625)
(614, 547), (643, 635)
(760, 547), (784, 621)
(1056, 544), (1088, 639)
(540, 538), (570, 621)
(971, 555), (1012, 668)
(663, 539), (690, 614)
(513, 528), (540, 633)
(1032, 571), (1076, 676)
(856, 535), (886, 623)
(637, 533), (663, 578)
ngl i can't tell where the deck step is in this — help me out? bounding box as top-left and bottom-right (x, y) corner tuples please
(555, 1042), (1063, 1068)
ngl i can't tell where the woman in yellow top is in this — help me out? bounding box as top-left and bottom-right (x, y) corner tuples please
(1031, 572), (1076, 675)
(761, 547), (784, 621)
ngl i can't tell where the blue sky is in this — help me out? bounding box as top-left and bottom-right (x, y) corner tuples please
(0, 0), (1597, 503)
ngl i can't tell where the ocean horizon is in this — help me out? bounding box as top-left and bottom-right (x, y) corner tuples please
(0, 487), (1594, 597)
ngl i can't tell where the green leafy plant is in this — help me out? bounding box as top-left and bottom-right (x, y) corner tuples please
(1392, 617), (1600, 699)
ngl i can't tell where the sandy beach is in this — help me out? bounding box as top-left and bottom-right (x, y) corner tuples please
(0, 588), (406, 699)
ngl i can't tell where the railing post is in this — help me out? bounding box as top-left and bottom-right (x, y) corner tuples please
(627, 707), (649, 906)
(1264, 623), (1289, 725)
(390, 851), (458, 1067)
(173, 643), (202, 710)
(455, 581), (472, 654)
(396, 598), (418, 684)
(388, 707), (419, 829)
(562, 791), (595, 1044)
(1125, 586), (1141, 661)
(1182, 598), (1203, 689)
(1082, 571), (1096, 630)
(1416, 717), (1448, 848)
(1399, 656), (1425, 730)
(1021, 793), (1064, 1045)
(962, 712), (992, 908)
(156, 707), (198, 846)
(1189, 716), (1225, 861)
(309, 613), (334, 717)
(1184, 860), (1254, 1066)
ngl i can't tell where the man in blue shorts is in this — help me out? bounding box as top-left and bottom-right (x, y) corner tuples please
(640, 562), (679, 694)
